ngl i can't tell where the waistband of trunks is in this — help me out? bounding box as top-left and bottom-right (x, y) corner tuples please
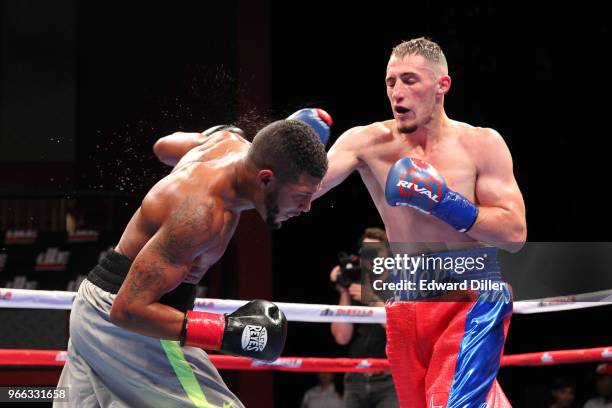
(87, 249), (196, 313)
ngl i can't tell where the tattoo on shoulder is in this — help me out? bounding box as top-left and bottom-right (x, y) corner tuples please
(156, 198), (215, 264)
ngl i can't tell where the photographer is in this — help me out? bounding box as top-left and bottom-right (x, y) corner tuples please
(330, 227), (399, 408)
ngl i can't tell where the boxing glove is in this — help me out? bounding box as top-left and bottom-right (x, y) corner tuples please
(385, 157), (478, 232)
(287, 108), (333, 146)
(182, 299), (287, 362)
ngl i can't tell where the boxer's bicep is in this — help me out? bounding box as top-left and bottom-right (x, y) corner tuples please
(118, 234), (191, 309)
(110, 199), (216, 337)
(116, 198), (213, 310)
(475, 131), (526, 221)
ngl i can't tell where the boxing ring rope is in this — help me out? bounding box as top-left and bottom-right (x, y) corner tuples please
(1, 287), (611, 375)
(2, 288), (612, 321)
(0, 346), (610, 372)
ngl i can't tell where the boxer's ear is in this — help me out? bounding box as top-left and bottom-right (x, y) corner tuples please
(257, 169), (275, 188)
(437, 75), (451, 96)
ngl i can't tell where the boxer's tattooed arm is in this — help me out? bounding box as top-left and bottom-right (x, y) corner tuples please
(155, 198), (214, 265)
(121, 198), (214, 303)
(127, 259), (166, 301)
(111, 198), (217, 338)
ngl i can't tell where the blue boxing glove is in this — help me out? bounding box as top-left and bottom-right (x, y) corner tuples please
(385, 157), (478, 232)
(287, 108), (333, 146)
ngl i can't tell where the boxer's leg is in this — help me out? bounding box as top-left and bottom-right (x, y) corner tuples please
(385, 301), (426, 408)
(162, 340), (243, 408)
(424, 288), (513, 407)
(417, 300), (470, 407)
(54, 339), (110, 408)
(67, 279), (243, 407)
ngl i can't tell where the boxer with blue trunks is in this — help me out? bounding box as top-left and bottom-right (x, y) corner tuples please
(315, 37), (526, 406)
(381, 245), (513, 407)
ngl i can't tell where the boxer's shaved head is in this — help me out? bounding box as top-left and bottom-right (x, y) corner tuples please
(391, 37), (448, 76)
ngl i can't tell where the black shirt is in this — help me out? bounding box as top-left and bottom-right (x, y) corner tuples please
(347, 321), (387, 359)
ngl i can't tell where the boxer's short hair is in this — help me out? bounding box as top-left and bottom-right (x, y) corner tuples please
(391, 37), (448, 74)
(248, 119), (328, 183)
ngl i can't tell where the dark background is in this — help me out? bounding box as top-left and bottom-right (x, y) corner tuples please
(0, 1), (610, 407)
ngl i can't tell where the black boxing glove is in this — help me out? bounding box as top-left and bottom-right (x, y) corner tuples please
(181, 299), (287, 362)
(201, 124), (246, 138)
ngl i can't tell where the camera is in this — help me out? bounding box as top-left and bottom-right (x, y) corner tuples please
(336, 252), (361, 288)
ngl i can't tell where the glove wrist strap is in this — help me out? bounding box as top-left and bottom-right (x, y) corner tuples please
(184, 310), (226, 350)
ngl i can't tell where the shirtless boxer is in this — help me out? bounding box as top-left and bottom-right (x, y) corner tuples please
(55, 109), (331, 408)
(316, 38), (526, 407)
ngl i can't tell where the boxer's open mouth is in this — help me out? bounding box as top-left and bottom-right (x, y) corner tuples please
(395, 106), (410, 114)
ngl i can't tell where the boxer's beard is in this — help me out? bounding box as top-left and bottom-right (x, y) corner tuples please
(398, 125), (417, 134)
(264, 188), (281, 229)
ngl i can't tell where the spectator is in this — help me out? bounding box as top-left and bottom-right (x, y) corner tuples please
(584, 364), (612, 408)
(300, 372), (343, 408)
(549, 376), (576, 408)
(329, 227), (399, 408)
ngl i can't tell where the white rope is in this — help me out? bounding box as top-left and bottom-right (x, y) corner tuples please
(512, 289), (612, 314)
(1, 287), (611, 323)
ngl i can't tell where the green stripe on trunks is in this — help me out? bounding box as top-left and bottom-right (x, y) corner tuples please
(160, 340), (235, 408)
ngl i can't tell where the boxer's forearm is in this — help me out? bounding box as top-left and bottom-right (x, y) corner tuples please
(314, 130), (361, 200)
(110, 249), (193, 339)
(110, 300), (185, 340)
(313, 159), (358, 200)
(466, 206), (526, 253)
